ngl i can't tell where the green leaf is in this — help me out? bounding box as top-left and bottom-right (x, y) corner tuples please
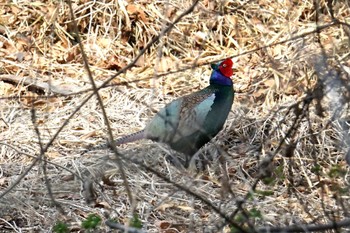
(129, 214), (143, 229)
(53, 221), (69, 233)
(81, 214), (101, 230)
(262, 177), (275, 185)
(311, 164), (321, 173)
(230, 226), (240, 233)
(275, 164), (285, 179)
(328, 165), (347, 178)
(234, 213), (246, 223)
(249, 208), (262, 219)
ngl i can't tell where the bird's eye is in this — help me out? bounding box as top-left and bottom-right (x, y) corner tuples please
(222, 64), (227, 68)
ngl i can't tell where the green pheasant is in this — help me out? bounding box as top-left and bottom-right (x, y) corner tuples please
(116, 58), (235, 167)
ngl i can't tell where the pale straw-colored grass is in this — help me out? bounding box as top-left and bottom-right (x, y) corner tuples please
(0, 0), (350, 232)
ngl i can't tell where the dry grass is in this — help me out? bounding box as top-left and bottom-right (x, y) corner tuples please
(1, 0), (350, 232)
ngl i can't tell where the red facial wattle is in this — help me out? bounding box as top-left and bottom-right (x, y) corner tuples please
(219, 59), (233, 77)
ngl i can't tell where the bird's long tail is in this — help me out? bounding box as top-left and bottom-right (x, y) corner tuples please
(80, 130), (145, 156)
(115, 130), (145, 145)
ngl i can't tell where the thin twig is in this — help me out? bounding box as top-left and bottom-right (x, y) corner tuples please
(31, 108), (64, 213)
(0, 142), (84, 181)
(108, 146), (249, 233)
(105, 220), (146, 233)
(67, 0), (134, 206)
(258, 218), (350, 233)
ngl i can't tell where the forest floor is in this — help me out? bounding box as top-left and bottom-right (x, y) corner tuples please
(1, 0), (350, 232)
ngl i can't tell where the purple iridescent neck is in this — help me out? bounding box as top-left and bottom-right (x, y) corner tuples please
(210, 69), (233, 86)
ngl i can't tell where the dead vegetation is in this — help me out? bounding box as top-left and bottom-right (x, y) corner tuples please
(1, 0), (350, 232)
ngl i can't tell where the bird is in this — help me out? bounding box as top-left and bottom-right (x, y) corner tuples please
(114, 58), (235, 167)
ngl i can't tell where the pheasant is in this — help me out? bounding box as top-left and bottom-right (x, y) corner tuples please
(115, 58), (235, 167)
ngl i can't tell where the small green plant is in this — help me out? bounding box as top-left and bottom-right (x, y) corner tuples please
(53, 221), (69, 233)
(248, 208), (262, 219)
(230, 214), (246, 233)
(262, 176), (276, 185)
(275, 164), (285, 180)
(230, 208), (262, 233)
(230, 225), (242, 233)
(233, 213), (246, 223)
(129, 213), (143, 229)
(328, 165), (347, 178)
(311, 164), (321, 173)
(249, 208), (262, 219)
(81, 214), (102, 230)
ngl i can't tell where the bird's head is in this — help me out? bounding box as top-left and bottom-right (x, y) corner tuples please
(209, 58), (234, 86)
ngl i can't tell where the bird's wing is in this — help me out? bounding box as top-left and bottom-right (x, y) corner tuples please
(145, 87), (217, 143)
(172, 92), (216, 142)
(144, 99), (182, 142)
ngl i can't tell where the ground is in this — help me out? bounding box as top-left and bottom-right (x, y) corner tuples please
(0, 0), (350, 232)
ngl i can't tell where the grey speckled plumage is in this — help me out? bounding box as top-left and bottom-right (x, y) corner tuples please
(115, 58), (235, 166)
